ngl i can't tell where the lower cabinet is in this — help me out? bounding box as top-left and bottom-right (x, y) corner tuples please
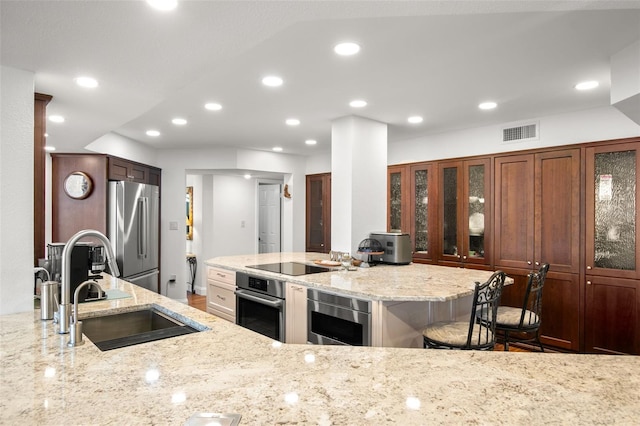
(206, 266), (236, 323)
(498, 268), (580, 352)
(285, 282), (307, 343)
(585, 276), (640, 355)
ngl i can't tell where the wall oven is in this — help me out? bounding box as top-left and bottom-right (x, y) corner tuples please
(307, 289), (371, 346)
(235, 272), (285, 342)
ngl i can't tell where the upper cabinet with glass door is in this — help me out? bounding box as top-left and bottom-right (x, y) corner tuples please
(410, 163), (436, 262)
(586, 141), (640, 279)
(438, 158), (492, 268)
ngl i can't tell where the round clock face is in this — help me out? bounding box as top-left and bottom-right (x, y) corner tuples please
(63, 171), (93, 199)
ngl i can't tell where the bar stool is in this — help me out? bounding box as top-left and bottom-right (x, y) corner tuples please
(495, 263), (549, 352)
(423, 271), (506, 350)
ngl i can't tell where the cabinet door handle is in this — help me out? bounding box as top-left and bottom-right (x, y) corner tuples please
(586, 266), (592, 270)
(216, 294), (226, 301)
(535, 261), (540, 266)
(527, 261), (532, 265)
(586, 281), (592, 285)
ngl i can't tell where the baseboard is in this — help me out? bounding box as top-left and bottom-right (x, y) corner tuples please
(193, 285), (207, 296)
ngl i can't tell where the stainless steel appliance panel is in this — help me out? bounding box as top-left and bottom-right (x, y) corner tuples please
(109, 181), (159, 292)
(307, 289), (371, 346)
(369, 232), (412, 264)
(235, 272), (286, 342)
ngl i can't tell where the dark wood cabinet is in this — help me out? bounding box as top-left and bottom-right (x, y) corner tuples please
(585, 275), (640, 354)
(306, 173), (331, 253)
(388, 165), (410, 233)
(34, 93), (52, 265)
(584, 141), (640, 354)
(52, 154), (109, 242)
(52, 153), (161, 243)
(495, 148), (581, 351)
(438, 158), (492, 269)
(108, 157), (160, 184)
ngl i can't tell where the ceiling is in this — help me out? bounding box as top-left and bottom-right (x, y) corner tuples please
(2, 1), (640, 156)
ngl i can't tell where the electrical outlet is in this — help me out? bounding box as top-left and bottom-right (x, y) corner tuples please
(169, 221), (178, 230)
(169, 274), (176, 282)
(241, 220), (245, 228)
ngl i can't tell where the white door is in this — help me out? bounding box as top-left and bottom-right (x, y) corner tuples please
(258, 184), (281, 253)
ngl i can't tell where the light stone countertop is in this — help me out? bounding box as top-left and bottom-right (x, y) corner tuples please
(1, 274), (640, 425)
(205, 252), (511, 301)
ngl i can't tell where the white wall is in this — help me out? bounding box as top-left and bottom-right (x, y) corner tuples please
(156, 148), (306, 301)
(0, 66), (35, 314)
(388, 106), (640, 165)
(85, 132), (159, 167)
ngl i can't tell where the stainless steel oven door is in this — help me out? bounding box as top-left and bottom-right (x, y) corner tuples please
(235, 289), (285, 342)
(307, 299), (371, 346)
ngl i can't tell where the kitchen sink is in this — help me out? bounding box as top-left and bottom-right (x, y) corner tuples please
(81, 306), (203, 351)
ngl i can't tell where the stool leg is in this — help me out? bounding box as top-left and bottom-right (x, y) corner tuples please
(503, 331), (510, 351)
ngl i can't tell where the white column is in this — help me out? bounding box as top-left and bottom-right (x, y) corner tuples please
(0, 66), (35, 314)
(331, 116), (387, 255)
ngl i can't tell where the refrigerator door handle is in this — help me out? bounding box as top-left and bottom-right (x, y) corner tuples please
(137, 198), (145, 258)
(143, 197), (148, 258)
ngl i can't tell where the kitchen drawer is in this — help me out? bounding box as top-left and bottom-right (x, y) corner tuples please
(207, 280), (236, 323)
(207, 266), (235, 285)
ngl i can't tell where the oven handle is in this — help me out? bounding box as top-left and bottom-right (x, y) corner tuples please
(235, 289), (283, 308)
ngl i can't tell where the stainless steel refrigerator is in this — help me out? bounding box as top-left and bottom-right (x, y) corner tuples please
(108, 181), (160, 292)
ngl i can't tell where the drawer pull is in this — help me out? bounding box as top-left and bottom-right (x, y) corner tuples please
(586, 281), (592, 285)
(216, 294), (226, 301)
(216, 273), (226, 278)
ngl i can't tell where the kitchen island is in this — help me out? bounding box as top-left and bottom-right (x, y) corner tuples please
(1, 273), (640, 424)
(206, 252), (513, 347)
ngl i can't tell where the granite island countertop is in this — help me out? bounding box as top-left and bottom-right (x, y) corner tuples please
(205, 252), (512, 302)
(2, 274), (640, 425)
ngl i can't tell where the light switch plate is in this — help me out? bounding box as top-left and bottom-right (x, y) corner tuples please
(169, 221), (178, 230)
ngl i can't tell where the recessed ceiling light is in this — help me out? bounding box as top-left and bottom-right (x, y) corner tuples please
(262, 76), (283, 87)
(286, 118), (300, 126)
(48, 115), (65, 123)
(44, 146), (56, 152)
(305, 139), (317, 145)
(478, 101), (497, 110)
(146, 130), (160, 137)
(408, 116), (423, 124)
(204, 102), (222, 111)
(244, 174), (252, 179)
(272, 146), (283, 152)
(575, 80), (599, 91)
(334, 42), (360, 56)
(75, 76), (98, 88)
(349, 100), (367, 108)
(172, 118), (187, 125)
(146, 0), (178, 11)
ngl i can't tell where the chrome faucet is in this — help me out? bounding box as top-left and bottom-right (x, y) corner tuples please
(58, 230), (120, 335)
(68, 280), (103, 347)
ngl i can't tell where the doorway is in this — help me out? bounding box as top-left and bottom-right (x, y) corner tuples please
(258, 183), (282, 253)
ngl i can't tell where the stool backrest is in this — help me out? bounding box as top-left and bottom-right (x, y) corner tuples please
(518, 263), (549, 328)
(468, 271), (507, 349)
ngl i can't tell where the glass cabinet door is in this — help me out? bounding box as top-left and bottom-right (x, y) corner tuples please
(439, 159), (491, 267)
(388, 165), (409, 233)
(586, 143), (640, 279)
(463, 159), (491, 266)
(410, 163), (435, 260)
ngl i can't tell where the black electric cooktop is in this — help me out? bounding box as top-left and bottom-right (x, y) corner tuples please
(246, 262), (330, 276)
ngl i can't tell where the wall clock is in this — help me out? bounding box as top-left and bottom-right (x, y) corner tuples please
(63, 171), (93, 199)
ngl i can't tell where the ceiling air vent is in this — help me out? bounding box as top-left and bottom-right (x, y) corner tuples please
(502, 122), (539, 143)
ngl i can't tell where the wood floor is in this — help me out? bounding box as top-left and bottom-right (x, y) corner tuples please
(186, 292), (206, 312)
(186, 292), (530, 351)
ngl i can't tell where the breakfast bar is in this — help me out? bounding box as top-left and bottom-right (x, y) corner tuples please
(1, 272), (640, 424)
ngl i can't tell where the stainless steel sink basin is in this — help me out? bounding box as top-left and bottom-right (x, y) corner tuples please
(81, 307), (202, 351)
